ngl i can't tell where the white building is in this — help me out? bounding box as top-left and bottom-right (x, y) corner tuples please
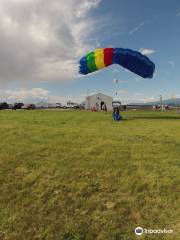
(85, 93), (113, 110)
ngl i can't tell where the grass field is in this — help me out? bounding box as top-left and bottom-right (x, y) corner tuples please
(0, 110), (179, 240)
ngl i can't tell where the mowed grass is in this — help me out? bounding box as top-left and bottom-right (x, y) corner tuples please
(0, 110), (179, 240)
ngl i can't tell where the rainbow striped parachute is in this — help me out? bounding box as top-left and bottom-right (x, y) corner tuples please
(79, 48), (155, 78)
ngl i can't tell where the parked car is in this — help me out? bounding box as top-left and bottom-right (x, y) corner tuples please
(8, 104), (14, 109)
(48, 103), (62, 109)
(22, 104), (36, 110)
(0, 102), (9, 110)
(55, 103), (61, 108)
(13, 103), (24, 110)
(62, 101), (80, 109)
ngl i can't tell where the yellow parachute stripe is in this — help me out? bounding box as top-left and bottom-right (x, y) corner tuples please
(94, 48), (105, 69)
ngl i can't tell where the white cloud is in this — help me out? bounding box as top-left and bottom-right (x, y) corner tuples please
(76, 0), (101, 18)
(176, 12), (180, 16)
(5, 88), (50, 103)
(139, 48), (155, 55)
(129, 22), (144, 35)
(168, 60), (175, 68)
(1, 87), (87, 104)
(0, 0), (101, 85)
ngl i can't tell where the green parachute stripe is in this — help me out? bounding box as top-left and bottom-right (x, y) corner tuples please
(86, 52), (97, 72)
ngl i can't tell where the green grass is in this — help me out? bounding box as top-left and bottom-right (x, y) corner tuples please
(0, 110), (179, 240)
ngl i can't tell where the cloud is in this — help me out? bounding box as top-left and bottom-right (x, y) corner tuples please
(168, 60), (175, 68)
(76, 0), (101, 18)
(176, 12), (180, 16)
(1, 87), (87, 103)
(129, 22), (144, 35)
(0, 0), (101, 86)
(139, 48), (155, 55)
(4, 88), (50, 103)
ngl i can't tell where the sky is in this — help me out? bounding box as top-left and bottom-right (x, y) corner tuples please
(0, 0), (180, 104)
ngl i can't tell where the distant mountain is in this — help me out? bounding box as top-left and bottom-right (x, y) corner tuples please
(129, 98), (180, 106)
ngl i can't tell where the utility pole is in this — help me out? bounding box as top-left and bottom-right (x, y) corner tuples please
(172, 94), (177, 113)
(87, 89), (90, 110)
(160, 95), (163, 111)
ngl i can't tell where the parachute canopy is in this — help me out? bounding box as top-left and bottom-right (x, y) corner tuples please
(79, 48), (155, 78)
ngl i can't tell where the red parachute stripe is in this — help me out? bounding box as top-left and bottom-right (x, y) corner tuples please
(104, 48), (114, 66)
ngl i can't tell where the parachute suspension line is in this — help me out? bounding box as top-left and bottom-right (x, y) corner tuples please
(112, 65), (120, 102)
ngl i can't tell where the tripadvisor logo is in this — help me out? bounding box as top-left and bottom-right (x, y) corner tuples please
(135, 227), (143, 235)
(135, 226), (173, 236)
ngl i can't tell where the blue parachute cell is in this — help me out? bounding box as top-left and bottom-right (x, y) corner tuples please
(79, 57), (89, 75)
(113, 48), (155, 78)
